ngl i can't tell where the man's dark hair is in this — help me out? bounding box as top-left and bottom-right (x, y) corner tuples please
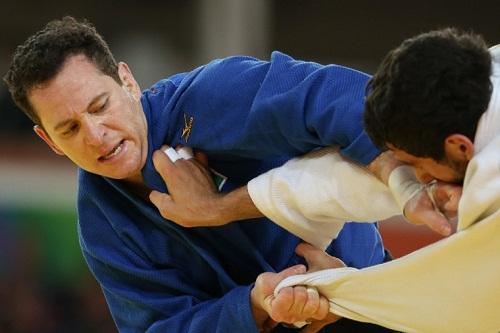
(3, 16), (120, 126)
(364, 28), (492, 160)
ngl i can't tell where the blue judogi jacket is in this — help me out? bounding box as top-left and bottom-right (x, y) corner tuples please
(78, 52), (384, 332)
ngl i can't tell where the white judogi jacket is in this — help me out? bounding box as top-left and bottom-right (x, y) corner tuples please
(247, 46), (500, 333)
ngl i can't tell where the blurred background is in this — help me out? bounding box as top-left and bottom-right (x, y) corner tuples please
(1, 0), (499, 332)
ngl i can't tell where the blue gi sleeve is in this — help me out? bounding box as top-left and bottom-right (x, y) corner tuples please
(78, 192), (262, 333)
(165, 51), (380, 165)
(84, 253), (258, 333)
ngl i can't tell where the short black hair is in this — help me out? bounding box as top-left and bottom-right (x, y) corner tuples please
(364, 28), (492, 160)
(3, 16), (120, 125)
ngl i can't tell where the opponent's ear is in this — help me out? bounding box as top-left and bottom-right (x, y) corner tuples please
(444, 134), (474, 162)
(118, 62), (141, 101)
(34, 125), (65, 156)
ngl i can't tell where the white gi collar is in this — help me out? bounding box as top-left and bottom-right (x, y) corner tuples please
(473, 45), (500, 154)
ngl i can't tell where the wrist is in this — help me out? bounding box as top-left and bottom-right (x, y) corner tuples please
(217, 186), (264, 224)
(388, 165), (424, 210)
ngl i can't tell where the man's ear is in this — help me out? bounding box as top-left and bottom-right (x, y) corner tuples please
(444, 134), (474, 162)
(33, 125), (65, 156)
(117, 62), (141, 101)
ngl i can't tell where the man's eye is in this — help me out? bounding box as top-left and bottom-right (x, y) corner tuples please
(63, 124), (79, 136)
(96, 99), (109, 113)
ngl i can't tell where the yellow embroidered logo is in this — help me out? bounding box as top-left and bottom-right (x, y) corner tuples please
(181, 113), (194, 142)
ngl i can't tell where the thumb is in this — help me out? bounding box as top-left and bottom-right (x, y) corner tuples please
(277, 264), (307, 280)
(295, 243), (323, 268)
(296, 243), (345, 272)
(149, 190), (173, 212)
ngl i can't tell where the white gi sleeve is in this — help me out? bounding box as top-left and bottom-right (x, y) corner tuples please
(247, 147), (400, 249)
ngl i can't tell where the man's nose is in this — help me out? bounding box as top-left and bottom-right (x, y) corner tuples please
(413, 168), (434, 184)
(83, 121), (105, 147)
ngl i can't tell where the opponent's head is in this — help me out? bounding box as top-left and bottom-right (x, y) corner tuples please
(4, 17), (148, 182)
(364, 28), (492, 183)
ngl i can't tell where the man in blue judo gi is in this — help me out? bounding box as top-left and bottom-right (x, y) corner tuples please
(4, 16), (442, 332)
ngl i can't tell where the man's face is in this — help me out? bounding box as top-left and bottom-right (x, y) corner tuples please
(29, 54), (148, 182)
(390, 146), (468, 184)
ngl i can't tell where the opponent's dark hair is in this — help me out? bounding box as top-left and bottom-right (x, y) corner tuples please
(364, 28), (492, 160)
(3, 16), (120, 125)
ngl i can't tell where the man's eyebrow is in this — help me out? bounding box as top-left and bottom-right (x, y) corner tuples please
(53, 92), (108, 132)
(87, 92), (108, 109)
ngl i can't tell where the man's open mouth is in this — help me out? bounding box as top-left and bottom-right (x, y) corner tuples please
(99, 140), (125, 161)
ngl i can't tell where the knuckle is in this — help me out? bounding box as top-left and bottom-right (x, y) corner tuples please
(312, 308), (327, 320)
(294, 286), (307, 297)
(303, 299), (318, 314)
(302, 307), (316, 319)
(280, 287), (294, 299)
